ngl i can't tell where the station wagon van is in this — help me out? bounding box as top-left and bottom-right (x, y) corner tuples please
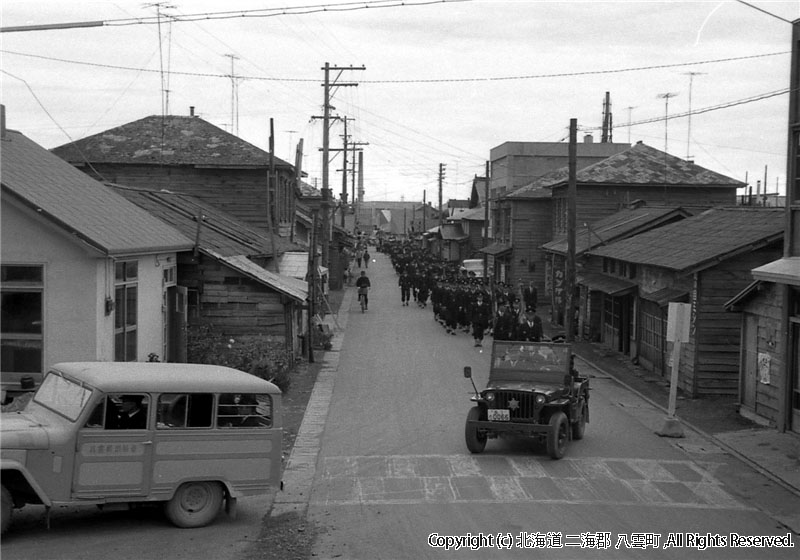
(0, 362), (283, 534)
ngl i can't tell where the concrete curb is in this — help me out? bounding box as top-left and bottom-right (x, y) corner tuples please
(269, 289), (353, 518)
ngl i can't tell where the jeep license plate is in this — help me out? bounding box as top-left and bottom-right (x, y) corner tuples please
(487, 409), (510, 421)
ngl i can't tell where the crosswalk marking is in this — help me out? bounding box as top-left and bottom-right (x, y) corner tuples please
(310, 455), (750, 510)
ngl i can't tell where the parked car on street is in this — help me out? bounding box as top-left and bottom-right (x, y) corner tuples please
(1, 362), (283, 534)
(463, 341), (589, 459)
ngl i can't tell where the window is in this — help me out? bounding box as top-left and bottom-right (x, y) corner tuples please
(115, 261), (138, 361)
(217, 393), (273, 428)
(157, 393), (213, 428)
(1, 265), (44, 374)
(86, 394), (149, 429)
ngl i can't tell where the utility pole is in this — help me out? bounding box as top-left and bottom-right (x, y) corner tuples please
(566, 119), (578, 343)
(318, 62), (365, 269)
(438, 163), (446, 260)
(657, 92), (678, 203)
(483, 161), (490, 283)
(423, 190), (427, 233)
(340, 116), (350, 228)
(601, 91), (613, 143)
(267, 118), (278, 272)
(291, 138), (304, 243)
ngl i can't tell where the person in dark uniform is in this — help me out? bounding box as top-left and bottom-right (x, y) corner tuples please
(517, 309), (543, 342)
(399, 271), (412, 306)
(116, 395), (147, 429)
(470, 292), (492, 347)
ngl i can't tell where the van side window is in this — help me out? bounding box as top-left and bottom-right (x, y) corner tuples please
(157, 394), (213, 429)
(93, 394), (149, 430)
(217, 393), (272, 428)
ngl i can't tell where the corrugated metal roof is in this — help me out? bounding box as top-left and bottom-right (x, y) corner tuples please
(589, 207), (784, 273)
(51, 115), (293, 168)
(542, 206), (688, 255)
(208, 251), (308, 302)
(110, 185), (302, 258)
(1, 129), (192, 255)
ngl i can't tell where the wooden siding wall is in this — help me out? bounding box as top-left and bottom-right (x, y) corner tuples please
(511, 200), (552, 294)
(688, 245), (784, 396)
(85, 163), (295, 234)
(177, 255), (289, 340)
(743, 283), (785, 424)
(552, 185), (736, 237)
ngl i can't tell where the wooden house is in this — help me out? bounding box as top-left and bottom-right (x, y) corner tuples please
(724, 281), (786, 427)
(110, 185), (308, 360)
(588, 207), (785, 397)
(542, 204), (690, 337)
(488, 141), (743, 302)
(51, 112), (299, 238)
(1, 117), (193, 396)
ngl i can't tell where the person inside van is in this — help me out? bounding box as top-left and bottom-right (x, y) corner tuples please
(116, 395), (147, 429)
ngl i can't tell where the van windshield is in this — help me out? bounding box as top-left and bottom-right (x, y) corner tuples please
(33, 372), (93, 422)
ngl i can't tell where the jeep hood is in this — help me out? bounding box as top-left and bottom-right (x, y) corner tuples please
(0, 412), (50, 449)
(485, 380), (564, 397)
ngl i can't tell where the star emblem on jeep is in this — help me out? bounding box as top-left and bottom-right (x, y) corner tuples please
(508, 398), (519, 410)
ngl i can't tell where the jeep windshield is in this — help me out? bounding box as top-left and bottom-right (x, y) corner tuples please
(33, 371), (93, 422)
(490, 341), (571, 384)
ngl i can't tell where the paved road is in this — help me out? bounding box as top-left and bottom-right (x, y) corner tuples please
(305, 253), (797, 559)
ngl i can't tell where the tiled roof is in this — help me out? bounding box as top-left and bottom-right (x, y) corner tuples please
(1, 129), (192, 255)
(506, 142), (744, 200)
(51, 115), (293, 168)
(110, 184), (302, 258)
(542, 205), (689, 255)
(564, 142), (744, 187)
(589, 207), (784, 273)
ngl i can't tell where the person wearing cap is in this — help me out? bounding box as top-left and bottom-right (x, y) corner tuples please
(116, 395), (148, 429)
(517, 308), (544, 342)
(1, 376), (36, 413)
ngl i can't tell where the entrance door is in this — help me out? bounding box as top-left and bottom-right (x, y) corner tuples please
(741, 314), (758, 412)
(791, 322), (800, 434)
(73, 394), (154, 498)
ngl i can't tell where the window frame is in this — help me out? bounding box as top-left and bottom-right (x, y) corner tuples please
(1, 264), (45, 375)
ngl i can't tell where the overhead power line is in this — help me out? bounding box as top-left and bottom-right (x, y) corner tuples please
(0, 0), (468, 33)
(1, 49), (787, 84)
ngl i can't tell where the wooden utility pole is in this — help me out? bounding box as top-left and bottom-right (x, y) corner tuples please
(319, 62), (364, 269)
(268, 118), (278, 272)
(422, 190), (427, 233)
(566, 119), (577, 343)
(483, 160), (490, 283)
(438, 163), (446, 259)
(307, 209), (318, 363)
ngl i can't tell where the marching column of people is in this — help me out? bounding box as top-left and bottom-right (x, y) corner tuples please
(378, 236), (543, 345)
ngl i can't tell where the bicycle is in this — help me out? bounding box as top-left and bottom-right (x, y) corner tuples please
(358, 287), (369, 312)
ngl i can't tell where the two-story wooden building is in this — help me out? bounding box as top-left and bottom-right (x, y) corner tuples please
(588, 207), (785, 397)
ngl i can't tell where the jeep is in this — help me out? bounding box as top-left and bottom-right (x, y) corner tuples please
(463, 341), (589, 459)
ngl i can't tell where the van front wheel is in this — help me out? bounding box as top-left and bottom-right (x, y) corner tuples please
(164, 481), (224, 528)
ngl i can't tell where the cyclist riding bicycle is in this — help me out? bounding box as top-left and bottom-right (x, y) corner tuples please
(356, 270), (371, 311)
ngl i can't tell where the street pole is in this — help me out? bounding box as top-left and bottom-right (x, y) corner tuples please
(483, 160), (490, 283)
(321, 63), (331, 270)
(566, 119), (577, 343)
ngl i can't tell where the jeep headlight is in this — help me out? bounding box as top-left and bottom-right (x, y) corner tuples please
(484, 392), (495, 402)
(534, 394), (546, 406)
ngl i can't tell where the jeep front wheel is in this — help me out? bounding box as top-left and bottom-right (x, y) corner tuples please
(164, 481), (224, 528)
(1, 485), (12, 535)
(547, 411), (568, 460)
(465, 406), (487, 454)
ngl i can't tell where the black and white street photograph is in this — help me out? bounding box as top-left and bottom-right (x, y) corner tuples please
(2, 1), (800, 558)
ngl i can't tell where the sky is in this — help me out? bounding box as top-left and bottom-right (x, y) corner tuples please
(1, 0), (798, 204)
